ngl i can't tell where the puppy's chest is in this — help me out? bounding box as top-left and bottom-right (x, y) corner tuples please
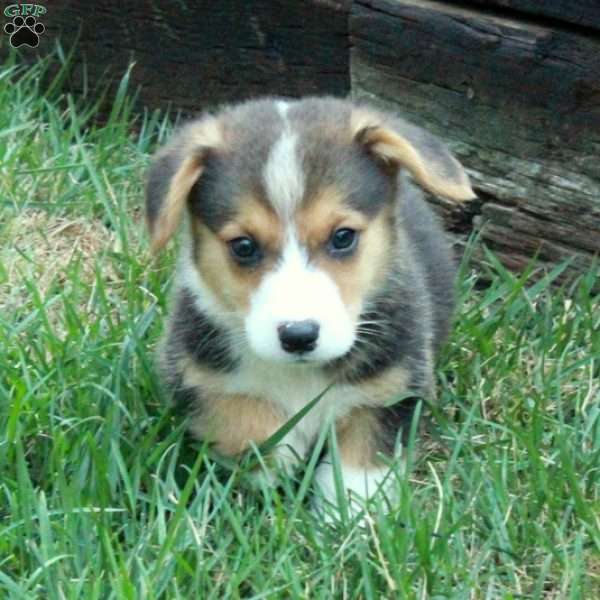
(223, 359), (361, 444)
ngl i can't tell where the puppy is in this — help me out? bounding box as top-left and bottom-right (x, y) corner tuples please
(146, 97), (474, 514)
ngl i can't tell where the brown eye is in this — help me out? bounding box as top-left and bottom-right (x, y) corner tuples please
(328, 228), (358, 256)
(228, 236), (262, 266)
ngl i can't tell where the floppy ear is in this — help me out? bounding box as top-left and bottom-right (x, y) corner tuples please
(146, 117), (223, 253)
(352, 110), (475, 202)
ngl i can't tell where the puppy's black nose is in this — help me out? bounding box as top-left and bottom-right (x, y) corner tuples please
(278, 320), (320, 354)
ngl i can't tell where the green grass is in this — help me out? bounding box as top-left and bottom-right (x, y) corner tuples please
(1, 50), (599, 599)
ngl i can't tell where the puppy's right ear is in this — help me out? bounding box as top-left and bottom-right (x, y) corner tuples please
(146, 117), (223, 253)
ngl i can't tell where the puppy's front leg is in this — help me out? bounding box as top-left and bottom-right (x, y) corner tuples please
(314, 407), (406, 519)
(189, 393), (304, 479)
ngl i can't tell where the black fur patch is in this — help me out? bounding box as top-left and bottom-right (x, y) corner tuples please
(170, 380), (202, 416)
(188, 151), (239, 231)
(166, 288), (239, 372)
(373, 396), (421, 455)
(343, 147), (396, 217)
(326, 180), (455, 391)
(400, 180), (457, 354)
(299, 140), (395, 218)
(146, 150), (180, 230)
(327, 281), (428, 385)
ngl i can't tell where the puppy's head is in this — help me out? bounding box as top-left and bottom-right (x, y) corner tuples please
(147, 98), (473, 365)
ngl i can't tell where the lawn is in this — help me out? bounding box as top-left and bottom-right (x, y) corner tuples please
(1, 50), (599, 599)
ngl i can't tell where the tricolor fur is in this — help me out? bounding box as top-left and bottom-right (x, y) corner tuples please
(146, 97), (474, 514)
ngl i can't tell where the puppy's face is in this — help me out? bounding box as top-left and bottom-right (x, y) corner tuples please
(146, 98), (474, 365)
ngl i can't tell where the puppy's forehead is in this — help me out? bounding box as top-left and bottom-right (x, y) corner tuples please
(284, 99), (391, 217)
(222, 97), (352, 147)
(223, 97), (355, 194)
(190, 100), (282, 230)
(193, 98), (390, 230)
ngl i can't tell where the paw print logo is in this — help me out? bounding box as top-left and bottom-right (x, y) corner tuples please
(4, 15), (45, 48)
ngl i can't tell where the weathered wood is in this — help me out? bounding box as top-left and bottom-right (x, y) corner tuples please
(2, 0), (599, 284)
(351, 0), (600, 281)
(456, 0), (600, 32)
(3, 0), (350, 115)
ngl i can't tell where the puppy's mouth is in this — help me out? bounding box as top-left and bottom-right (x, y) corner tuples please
(290, 355), (317, 365)
(246, 338), (354, 367)
(270, 350), (322, 365)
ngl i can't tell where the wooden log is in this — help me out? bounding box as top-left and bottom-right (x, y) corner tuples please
(1, 0), (350, 115)
(3, 0), (599, 285)
(350, 0), (600, 281)
(456, 0), (600, 32)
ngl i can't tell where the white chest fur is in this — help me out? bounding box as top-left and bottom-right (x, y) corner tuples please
(223, 355), (362, 468)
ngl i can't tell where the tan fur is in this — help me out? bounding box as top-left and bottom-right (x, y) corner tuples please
(189, 392), (283, 456)
(190, 196), (284, 313)
(350, 109), (475, 202)
(149, 117), (225, 253)
(182, 359), (228, 391)
(187, 117), (225, 151)
(335, 364), (413, 469)
(150, 154), (205, 253)
(183, 360), (283, 456)
(336, 408), (381, 468)
(365, 127), (474, 201)
(193, 222), (261, 313)
(323, 209), (392, 316)
(297, 191), (393, 317)
(218, 195), (283, 252)
(296, 185), (369, 252)
(191, 182), (393, 322)
(355, 364), (412, 404)
(350, 108), (382, 139)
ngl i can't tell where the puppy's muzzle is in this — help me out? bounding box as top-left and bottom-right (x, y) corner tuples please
(277, 320), (320, 354)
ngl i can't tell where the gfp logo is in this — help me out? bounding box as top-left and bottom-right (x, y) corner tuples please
(4, 4), (46, 48)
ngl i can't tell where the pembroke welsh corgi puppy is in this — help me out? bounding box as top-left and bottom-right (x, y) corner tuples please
(146, 97), (474, 514)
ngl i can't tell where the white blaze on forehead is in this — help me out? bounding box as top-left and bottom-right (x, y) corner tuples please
(244, 231), (356, 363)
(262, 102), (305, 217)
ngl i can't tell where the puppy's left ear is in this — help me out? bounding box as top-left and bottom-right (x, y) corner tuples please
(146, 117), (223, 253)
(352, 110), (475, 201)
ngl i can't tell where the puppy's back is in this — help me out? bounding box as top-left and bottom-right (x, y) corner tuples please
(400, 175), (457, 354)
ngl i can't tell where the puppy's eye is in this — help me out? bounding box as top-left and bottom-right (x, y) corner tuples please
(328, 228), (358, 256)
(229, 236), (262, 265)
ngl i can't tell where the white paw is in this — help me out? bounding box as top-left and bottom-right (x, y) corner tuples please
(313, 457), (399, 522)
(245, 440), (306, 487)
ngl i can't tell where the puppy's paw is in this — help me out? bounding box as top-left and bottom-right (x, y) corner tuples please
(312, 458), (398, 524)
(244, 442), (305, 488)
